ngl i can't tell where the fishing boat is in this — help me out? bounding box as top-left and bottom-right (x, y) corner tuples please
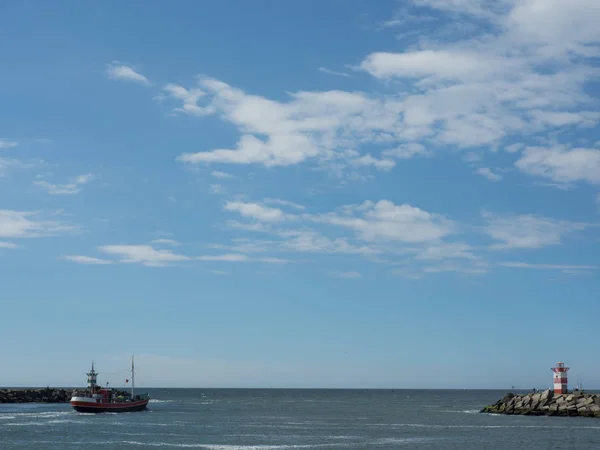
(70, 356), (150, 413)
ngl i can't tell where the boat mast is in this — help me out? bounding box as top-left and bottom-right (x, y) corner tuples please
(131, 355), (135, 398)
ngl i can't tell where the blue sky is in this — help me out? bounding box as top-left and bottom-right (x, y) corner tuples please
(1, 0), (599, 389)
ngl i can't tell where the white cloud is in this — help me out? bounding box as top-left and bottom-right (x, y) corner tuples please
(317, 200), (453, 243)
(350, 154), (396, 171)
(257, 256), (289, 264)
(33, 173), (97, 195)
(211, 270), (229, 275)
(61, 255), (112, 265)
(477, 167), (502, 181)
(218, 196), (600, 278)
(329, 270), (362, 279)
(0, 241), (18, 249)
(506, 0), (600, 57)
(382, 143), (430, 159)
(263, 198), (306, 211)
(0, 210), (74, 238)
(107, 62), (150, 86)
(209, 184), (227, 195)
(98, 245), (190, 267)
(110, 0), (592, 176)
(528, 110), (600, 128)
(416, 242), (477, 260)
(483, 211), (586, 250)
(318, 67), (351, 77)
(73, 173), (96, 184)
(150, 239), (180, 246)
(463, 152), (482, 163)
(0, 139), (17, 149)
(392, 260), (490, 279)
(33, 180), (79, 195)
(198, 253), (249, 262)
(163, 83), (214, 116)
(224, 199), (453, 244)
(413, 0), (509, 19)
(422, 261), (490, 275)
(515, 146), (600, 185)
(360, 50), (509, 81)
(211, 170), (233, 179)
(499, 261), (597, 270)
(0, 157), (33, 176)
(278, 230), (381, 255)
(505, 143), (524, 154)
(197, 253), (286, 264)
(173, 79), (402, 168)
(224, 201), (286, 222)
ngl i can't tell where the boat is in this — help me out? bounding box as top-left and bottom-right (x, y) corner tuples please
(70, 356), (150, 413)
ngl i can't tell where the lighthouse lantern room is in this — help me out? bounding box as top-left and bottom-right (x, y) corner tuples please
(551, 361), (569, 394)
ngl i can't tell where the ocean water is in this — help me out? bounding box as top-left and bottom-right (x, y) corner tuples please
(1, 389), (599, 449)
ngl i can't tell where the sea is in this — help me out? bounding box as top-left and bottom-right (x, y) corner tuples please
(1, 389), (599, 449)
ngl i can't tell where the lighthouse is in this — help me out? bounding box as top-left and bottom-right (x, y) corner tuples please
(551, 361), (569, 394)
(86, 362), (98, 392)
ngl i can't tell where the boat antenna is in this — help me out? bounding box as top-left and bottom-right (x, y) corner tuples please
(131, 355), (135, 399)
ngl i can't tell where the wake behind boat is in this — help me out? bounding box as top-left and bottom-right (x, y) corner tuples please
(70, 356), (150, 413)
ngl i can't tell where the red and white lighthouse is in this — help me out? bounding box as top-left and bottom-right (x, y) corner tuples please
(551, 361), (569, 394)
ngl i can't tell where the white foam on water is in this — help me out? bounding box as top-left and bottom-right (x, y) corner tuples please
(122, 443), (352, 449)
(439, 409), (481, 414)
(367, 422), (600, 431)
(6, 411), (71, 419)
(372, 438), (435, 445)
(150, 399), (175, 403)
(5, 422), (52, 427)
(0, 415), (16, 420)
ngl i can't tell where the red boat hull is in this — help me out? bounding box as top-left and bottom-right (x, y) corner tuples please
(71, 399), (149, 413)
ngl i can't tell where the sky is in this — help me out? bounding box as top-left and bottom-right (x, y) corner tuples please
(1, 0), (599, 389)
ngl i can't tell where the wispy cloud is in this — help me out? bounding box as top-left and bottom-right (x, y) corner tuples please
(198, 253), (249, 262)
(224, 201), (287, 223)
(263, 198), (306, 211)
(60, 255), (112, 265)
(107, 61), (151, 86)
(483, 211), (587, 250)
(498, 261), (597, 271)
(477, 167), (502, 182)
(211, 170), (233, 179)
(328, 270), (361, 279)
(0, 241), (18, 249)
(33, 173), (97, 195)
(317, 67), (350, 77)
(0, 139), (18, 149)
(98, 245), (190, 267)
(515, 146), (600, 186)
(0, 210), (76, 238)
(197, 253), (287, 264)
(211, 270), (229, 275)
(0, 157), (34, 177)
(162, 83), (214, 116)
(209, 184), (227, 195)
(150, 239), (180, 246)
(215, 196), (597, 278)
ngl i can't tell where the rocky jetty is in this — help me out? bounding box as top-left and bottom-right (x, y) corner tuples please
(0, 388), (133, 403)
(0, 388), (73, 403)
(481, 390), (600, 418)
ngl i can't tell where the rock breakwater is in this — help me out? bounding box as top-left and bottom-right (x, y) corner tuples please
(0, 388), (73, 403)
(481, 390), (600, 418)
